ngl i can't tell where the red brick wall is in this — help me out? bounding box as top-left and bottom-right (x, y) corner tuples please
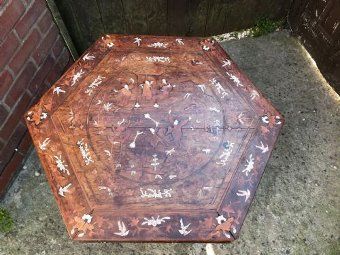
(0, 0), (73, 197)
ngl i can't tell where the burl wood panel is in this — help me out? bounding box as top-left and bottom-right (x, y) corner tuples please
(25, 35), (284, 242)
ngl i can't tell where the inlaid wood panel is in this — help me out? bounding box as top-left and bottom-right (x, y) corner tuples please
(25, 35), (283, 242)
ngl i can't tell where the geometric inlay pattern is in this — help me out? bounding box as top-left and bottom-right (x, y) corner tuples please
(25, 35), (283, 242)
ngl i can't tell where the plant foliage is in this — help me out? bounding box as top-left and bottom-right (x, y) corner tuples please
(251, 17), (283, 37)
(0, 207), (13, 233)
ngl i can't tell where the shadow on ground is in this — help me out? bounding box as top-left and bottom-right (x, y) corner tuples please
(1, 30), (339, 255)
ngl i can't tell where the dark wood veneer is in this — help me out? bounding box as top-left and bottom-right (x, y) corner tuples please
(25, 34), (283, 242)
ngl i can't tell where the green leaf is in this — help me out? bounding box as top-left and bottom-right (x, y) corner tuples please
(0, 207), (13, 233)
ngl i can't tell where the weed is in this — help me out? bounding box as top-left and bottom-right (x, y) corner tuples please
(251, 17), (283, 37)
(0, 207), (13, 233)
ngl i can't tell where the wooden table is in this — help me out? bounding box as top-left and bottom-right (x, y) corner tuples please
(25, 35), (283, 242)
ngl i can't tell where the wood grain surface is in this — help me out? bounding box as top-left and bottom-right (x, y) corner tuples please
(54, 0), (290, 53)
(25, 34), (283, 242)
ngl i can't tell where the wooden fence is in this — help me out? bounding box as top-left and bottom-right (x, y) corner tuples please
(289, 0), (340, 92)
(54, 0), (289, 53)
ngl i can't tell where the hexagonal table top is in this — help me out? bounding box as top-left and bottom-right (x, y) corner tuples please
(25, 35), (283, 242)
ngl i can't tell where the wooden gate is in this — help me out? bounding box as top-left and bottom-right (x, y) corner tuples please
(289, 0), (340, 92)
(54, 0), (289, 53)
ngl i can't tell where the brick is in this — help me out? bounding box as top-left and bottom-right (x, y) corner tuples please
(52, 36), (64, 59)
(5, 62), (36, 107)
(0, 92), (31, 140)
(14, 0), (47, 39)
(0, 103), (9, 127)
(45, 63), (61, 86)
(18, 127), (32, 152)
(45, 51), (70, 86)
(57, 48), (71, 70)
(38, 9), (53, 34)
(0, 0), (25, 41)
(28, 55), (54, 93)
(0, 70), (14, 99)
(0, 151), (24, 197)
(33, 24), (59, 65)
(32, 79), (49, 104)
(43, 50), (70, 88)
(23, 0), (34, 6)
(65, 57), (74, 69)
(0, 127), (29, 197)
(9, 29), (41, 75)
(0, 123), (26, 173)
(0, 31), (20, 70)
